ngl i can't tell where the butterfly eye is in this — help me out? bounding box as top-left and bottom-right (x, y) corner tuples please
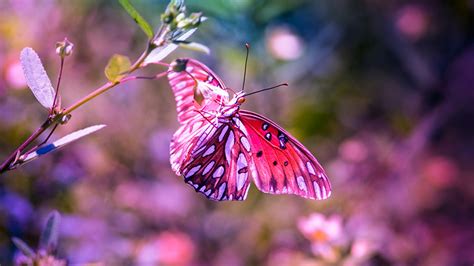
(171, 58), (188, 72)
(237, 97), (246, 104)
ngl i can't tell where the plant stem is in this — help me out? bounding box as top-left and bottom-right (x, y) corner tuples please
(63, 44), (152, 115)
(0, 118), (52, 173)
(0, 43), (154, 174)
(52, 57), (65, 113)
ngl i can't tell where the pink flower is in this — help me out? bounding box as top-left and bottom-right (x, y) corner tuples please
(135, 231), (195, 266)
(395, 5), (429, 41)
(298, 213), (345, 261)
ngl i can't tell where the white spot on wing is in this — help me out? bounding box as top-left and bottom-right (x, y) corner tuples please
(297, 176), (307, 192)
(218, 183), (226, 199)
(219, 126), (229, 142)
(185, 165), (201, 178)
(313, 181), (321, 199)
(282, 187), (288, 193)
(196, 132), (208, 147)
(203, 161), (215, 175)
(225, 131), (235, 165)
(237, 172), (248, 191)
(203, 145), (215, 157)
(192, 145), (206, 155)
(243, 185), (250, 199)
(240, 136), (251, 152)
(213, 165), (225, 178)
(321, 184), (327, 199)
(205, 189), (212, 196)
(237, 153), (247, 170)
(233, 117), (249, 135)
(307, 162), (316, 175)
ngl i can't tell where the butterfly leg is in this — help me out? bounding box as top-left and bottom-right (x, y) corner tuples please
(193, 110), (219, 129)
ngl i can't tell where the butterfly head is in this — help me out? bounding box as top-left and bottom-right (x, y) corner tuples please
(218, 91), (246, 118)
(229, 91), (246, 105)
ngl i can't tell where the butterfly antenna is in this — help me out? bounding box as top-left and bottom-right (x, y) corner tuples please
(244, 83), (288, 97)
(241, 43), (250, 92)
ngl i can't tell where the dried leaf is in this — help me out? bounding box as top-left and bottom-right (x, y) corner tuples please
(19, 124), (106, 165)
(175, 41), (210, 54)
(12, 237), (36, 258)
(39, 210), (61, 254)
(144, 28), (197, 65)
(20, 47), (55, 108)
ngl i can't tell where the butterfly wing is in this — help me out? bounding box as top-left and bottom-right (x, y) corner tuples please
(170, 114), (213, 174)
(240, 110), (331, 200)
(174, 119), (252, 201)
(168, 58), (229, 125)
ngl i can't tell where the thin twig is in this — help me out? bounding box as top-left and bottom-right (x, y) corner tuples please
(0, 25), (171, 175)
(52, 57), (65, 113)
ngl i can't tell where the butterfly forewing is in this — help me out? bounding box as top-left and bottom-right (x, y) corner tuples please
(168, 59), (228, 125)
(240, 111), (331, 200)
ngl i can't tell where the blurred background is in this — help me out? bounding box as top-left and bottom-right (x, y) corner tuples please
(1, 0), (473, 265)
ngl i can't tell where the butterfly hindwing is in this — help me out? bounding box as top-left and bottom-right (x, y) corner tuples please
(178, 120), (252, 201)
(240, 110), (331, 200)
(170, 115), (216, 174)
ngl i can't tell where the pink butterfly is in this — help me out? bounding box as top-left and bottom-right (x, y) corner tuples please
(168, 58), (331, 201)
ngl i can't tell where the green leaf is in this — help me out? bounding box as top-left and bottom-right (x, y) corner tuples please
(175, 41), (210, 54)
(39, 210), (61, 254)
(118, 0), (154, 39)
(104, 54), (131, 82)
(12, 237), (36, 258)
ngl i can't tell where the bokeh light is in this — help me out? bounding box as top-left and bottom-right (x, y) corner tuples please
(0, 0), (473, 265)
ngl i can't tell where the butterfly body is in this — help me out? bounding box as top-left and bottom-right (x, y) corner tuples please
(168, 58), (331, 201)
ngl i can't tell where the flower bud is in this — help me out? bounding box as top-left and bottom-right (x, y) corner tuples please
(55, 38), (74, 57)
(175, 13), (185, 22)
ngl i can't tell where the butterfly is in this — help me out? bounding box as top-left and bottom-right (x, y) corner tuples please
(167, 58), (331, 201)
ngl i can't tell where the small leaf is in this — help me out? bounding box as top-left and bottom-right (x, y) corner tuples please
(144, 28), (197, 65)
(104, 54), (131, 82)
(19, 124), (106, 165)
(39, 210), (61, 254)
(175, 41), (210, 54)
(12, 237), (36, 258)
(119, 0), (154, 39)
(20, 47), (55, 108)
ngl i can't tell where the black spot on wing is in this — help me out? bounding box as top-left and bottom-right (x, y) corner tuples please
(278, 130), (289, 149)
(256, 151), (263, 157)
(265, 132), (272, 141)
(238, 167), (248, 174)
(270, 177), (278, 191)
